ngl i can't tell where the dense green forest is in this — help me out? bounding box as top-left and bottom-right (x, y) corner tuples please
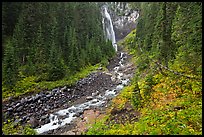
(2, 2), (115, 99)
(86, 2), (202, 135)
(2, 2), (202, 135)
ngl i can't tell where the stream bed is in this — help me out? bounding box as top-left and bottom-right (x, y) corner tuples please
(2, 50), (135, 135)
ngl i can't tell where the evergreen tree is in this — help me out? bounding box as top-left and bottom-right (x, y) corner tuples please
(3, 41), (19, 88)
(48, 16), (65, 81)
(2, 2), (116, 89)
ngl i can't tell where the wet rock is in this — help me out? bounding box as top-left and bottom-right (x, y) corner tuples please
(58, 120), (62, 125)
(73, 112), (81, 117)
(44, 108), (48, 112)
(22, 116), (27, 122)
(16, 106), (23, 112)
(92, 90), (99, 96)
(38, 99), (41, 103)
(27, 98), (33, 103)
(45, 104), (50, 109)
(20, 98), (26, 104)
(51, 115), (55, 121)
(116, 85), (124, 91)
(35, 108), (38, 112)
(7, 107), (13, 112)
(54, 104), (57, 108)
(52, 122), (57, 126)
(41, 97), (45, 101)
(15, 103), (21, 108)
(47, 130), (54, 134)
(86, 96), (93, 100)
(79, 115), (84, 119)
(53, 129), (58, 134)
(61, 86), (67, 92)
(63, 131), (75, 135)
(91, 99), (98, 104)
(41, 93), (46, 98)
(35, 94), (41, 100)
(52, 88), (58, 93)
(31, 95), (36, 101)
(84, 107), (89, 111)
(29, 117), (39, 128)
(10, 102), (15, 106)
(37, 125), (41, 128)
(46, 94), (52, 98)
(44, 118), (50, 124)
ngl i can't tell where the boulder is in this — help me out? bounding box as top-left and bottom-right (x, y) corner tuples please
(35, 108), (38, 112)
(16, 106), (23, 112)
(47, 129), (54, 134)
(21, 98), (26, 104)
(58, 120), (62, 125)
(46, 105), (51, 110)
(41, 93), (46, 98)
(41, 114), (48, 120)
(22, 116), (27, 122)
(7, 107), (13, 112)
(63, 131), (75, 135)
(52, 88), (58, 93)
(86, 96), (93, 100)
(35, 94), (41, 100)
(27, 98), (33, 103)
(44, 118), (51, 124)
(38, 99), (41, 103)
(61, 86), (67, 92)
(29, 117), (39, 128)
(52, 122), (57, 126)
(10, 102), (15, 106)
(92, 90), (99, 96)
(46, 94), (52, 98)
(15, 103), (21, 108)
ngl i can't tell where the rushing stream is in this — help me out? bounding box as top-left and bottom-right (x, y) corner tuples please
(35, 52), (130, 134)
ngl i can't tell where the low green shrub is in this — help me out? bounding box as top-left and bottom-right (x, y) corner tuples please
(2, 119), (37, 135)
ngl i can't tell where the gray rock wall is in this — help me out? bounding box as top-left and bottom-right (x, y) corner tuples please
(105, 2), (139, 41)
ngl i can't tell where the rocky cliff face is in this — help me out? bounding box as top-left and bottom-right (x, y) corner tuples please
(106, 2), (139, 41)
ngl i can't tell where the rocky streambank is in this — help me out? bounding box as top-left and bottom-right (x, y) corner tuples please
(2, 47), (136, 135)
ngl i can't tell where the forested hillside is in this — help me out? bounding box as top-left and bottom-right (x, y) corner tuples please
(2, 2), (202, 135)
(2, 2), (115, 99)
(86, 2), (202, 135)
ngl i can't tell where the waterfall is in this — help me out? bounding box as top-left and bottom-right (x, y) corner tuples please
(101, 6), (117, 52)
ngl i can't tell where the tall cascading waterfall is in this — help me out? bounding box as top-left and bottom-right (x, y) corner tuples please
(101, 5), (117, 52)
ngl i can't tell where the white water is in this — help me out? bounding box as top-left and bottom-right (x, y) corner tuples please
(35, 52), (129, 134)
(102, 6), (117, 52)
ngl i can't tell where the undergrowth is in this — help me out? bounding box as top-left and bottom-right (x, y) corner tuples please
(2, 64), (102, 100)
(2, 119), (37, 135)
(86, 29), (202, 135)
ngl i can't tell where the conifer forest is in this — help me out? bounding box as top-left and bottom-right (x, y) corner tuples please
(2, 2), (202, 135)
